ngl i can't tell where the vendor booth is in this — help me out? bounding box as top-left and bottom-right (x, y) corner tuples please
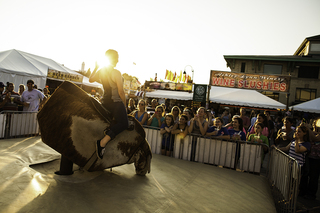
(145, 90), (193, 100)
(289, 97), (320, 114)
(0, 49), (102, 91)
(209, 86), (286, 110)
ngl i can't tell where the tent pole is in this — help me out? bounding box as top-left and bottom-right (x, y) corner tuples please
(286, 93), (290, 111)
(206, 85), (211, 109)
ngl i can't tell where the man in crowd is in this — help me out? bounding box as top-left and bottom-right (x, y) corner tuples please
(21, 80), (46, 111)
(264, 110), (275, 143)
(240, 107), (250, 131)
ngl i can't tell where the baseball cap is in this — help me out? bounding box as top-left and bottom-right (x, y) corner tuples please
(0, 82), (4, 88)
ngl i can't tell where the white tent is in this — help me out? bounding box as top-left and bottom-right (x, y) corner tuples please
(289, 97), (320, 113)
(209, 86), (286, 110)
(145, 90), (193, 100)
(0, 49), (102, 91)
(145, 86), (286, 109)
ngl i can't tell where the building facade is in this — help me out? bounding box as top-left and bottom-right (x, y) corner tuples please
(224, 35), (320, 107)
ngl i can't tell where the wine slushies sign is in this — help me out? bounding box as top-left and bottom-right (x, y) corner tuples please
(210, 70), (290, 93)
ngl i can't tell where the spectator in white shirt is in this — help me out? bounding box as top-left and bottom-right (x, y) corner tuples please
(21, 80), (46, 111)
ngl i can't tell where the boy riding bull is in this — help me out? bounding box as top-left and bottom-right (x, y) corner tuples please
(89, 49), (128, 159)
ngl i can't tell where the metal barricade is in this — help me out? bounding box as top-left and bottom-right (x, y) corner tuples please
(144, 126), (267, 173)
(0, 111), (39, 139)
(267, 147), (301, 213)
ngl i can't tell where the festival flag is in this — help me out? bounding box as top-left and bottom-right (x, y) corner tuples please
(170, 71), (174, 81)
(165, 70), (169, 79)
(182, 73), (186, 82)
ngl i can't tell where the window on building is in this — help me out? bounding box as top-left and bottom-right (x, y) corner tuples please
(241, 62), (246, 73)
(310, 43), (320, 52)
(298, 66), (319, 79)
(261, 91), (279, 101)
(295, 88), (316, 102)
(263, 64), (282, 75)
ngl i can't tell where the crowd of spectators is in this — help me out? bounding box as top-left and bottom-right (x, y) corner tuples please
(126, 98), (320, 200)
(0, 80), (47, 113)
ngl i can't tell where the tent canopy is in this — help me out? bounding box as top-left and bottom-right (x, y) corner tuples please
(289, 97), (320, 113)
(209, 86), (286, 110)
(0, 49), (102, 90)
(145, 90), (193, 100)
(145, 86), (286, 110)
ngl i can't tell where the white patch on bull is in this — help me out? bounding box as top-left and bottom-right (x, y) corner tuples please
(70, 116), (107, 159)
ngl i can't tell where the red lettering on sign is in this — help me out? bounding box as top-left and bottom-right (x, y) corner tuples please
(273, 82), (279, 91)
(230, 79), (235, 87)
(280, 83), (286, 92)
(238, 80), (243, 87)
(249, 80), (256, 89)
(263, 81), (269, 90)
(244, 80), (249, 88)
(223, 79), (230, 86)
(256, 81), (262, 89)
(211, 77), (221, 85)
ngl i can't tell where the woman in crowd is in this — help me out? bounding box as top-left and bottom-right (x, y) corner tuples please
(43, 87), (51, 98)
(303, 118), (320, 200)
(147, 105), (165, 128)
(188, 107), (208, 161)
(160, 114), (175, 156)
(171, 114), (189, 138)
(183, 107), (193, 126)
(274, 116), (295, 148)
(312, 119), (320, 134)
(276, 124), (311, 196)
(18, 84), (25, 96)
(188, 107), (208, 136)
(127, 98), (136, 115)
(206, 117), (230, 140)
(228, 117), (246, 141)
(171, 106), (180, 124)
(206, 109), (214, 127)
(133, 99), (148, 125)
(2, 82), (20, 111)
(247, 122), (269, 155)
(248, 113), (269, 139)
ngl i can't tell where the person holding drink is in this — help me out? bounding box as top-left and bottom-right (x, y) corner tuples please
(228, 117), (246, 141)
(275, 116), (295, 148)
(248, 122), (269, 157)
(2, 82), (21, 111)
(147, 105), (165, 128)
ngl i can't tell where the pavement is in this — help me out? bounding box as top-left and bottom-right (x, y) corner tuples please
(1, 136), (278, 213)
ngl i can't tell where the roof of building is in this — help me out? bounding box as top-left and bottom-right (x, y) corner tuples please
(223, 55), (320, 63)
(294, 34), (320, 55)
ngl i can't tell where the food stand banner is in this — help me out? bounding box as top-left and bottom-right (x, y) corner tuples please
(193, 84), (207, 102)
(210, 70), (290, 93)
(145, 81), (192, 92)
(48, 69), (83, 83)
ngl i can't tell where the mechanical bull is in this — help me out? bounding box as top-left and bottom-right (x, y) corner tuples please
(37, 81), (151, 175)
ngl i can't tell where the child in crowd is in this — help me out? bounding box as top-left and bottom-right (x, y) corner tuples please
(228, 117), (246, 141)
(206, 117), (230, 140)
(248, 122), (269, 162)
(160, 114), (175, 156)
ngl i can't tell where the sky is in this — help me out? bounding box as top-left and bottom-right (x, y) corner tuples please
(0, 0), (320, 85)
